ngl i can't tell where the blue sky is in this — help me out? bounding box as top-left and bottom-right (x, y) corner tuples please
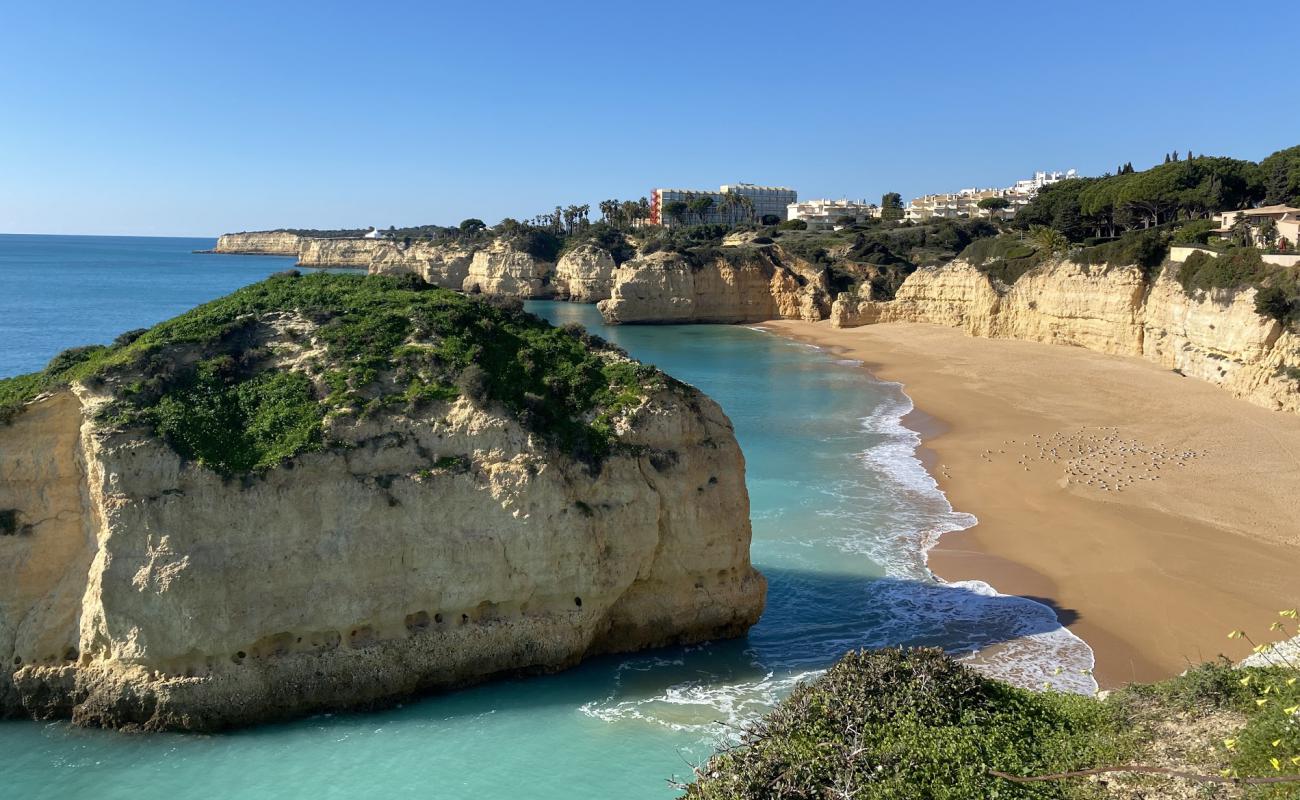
(2, 0), (1297, 237)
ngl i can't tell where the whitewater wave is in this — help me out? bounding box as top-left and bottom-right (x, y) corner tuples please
(847, 372), (1097, 694)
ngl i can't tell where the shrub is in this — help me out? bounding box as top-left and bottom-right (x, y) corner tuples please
(1179, 248), (1268, 293)
(1256, 286), (1296, 324)
(1071, 228), (1170, 276)
(959, 234), (1048, 285)
(686, 648), (1131, 799)
(1172, 219), (1217, 246)
(777, 219), (807, 231)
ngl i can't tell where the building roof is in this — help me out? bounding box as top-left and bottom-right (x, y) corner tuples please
(1237, 205), (1300, 216)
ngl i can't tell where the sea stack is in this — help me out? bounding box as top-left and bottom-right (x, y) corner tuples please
(0, 273), (765, 731)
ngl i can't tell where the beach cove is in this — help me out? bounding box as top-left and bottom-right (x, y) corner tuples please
(2, 234), (1092, 798)
(761, 318), (1300, 687)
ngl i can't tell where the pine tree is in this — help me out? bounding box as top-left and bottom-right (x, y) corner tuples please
(1164, 153), (1171, 164)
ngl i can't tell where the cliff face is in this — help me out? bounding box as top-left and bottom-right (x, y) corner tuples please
(832, 258), (1300, 413)
(213, 231), (303, 256)
(554, 245), (617, 302)
(598, 247), (830, 325)
(0, 276), (765, 731)
(462, 240), (556, 298)
(369, 241), (475, 289)
(297, 238), (383, 268)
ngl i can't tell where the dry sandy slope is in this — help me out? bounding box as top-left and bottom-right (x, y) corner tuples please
(761, 319), (1300, 688)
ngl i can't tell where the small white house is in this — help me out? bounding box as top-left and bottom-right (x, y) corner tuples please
(363, 227), (385, 239)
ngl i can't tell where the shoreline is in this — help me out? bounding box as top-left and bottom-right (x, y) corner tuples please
(758, 318), (1300, 688)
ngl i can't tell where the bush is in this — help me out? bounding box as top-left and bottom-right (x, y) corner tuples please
(1255, 285), (1296, 324)
(1172, 219), (1217, 246)
(1179, 248), (1268, 293)
(959, 234), (1048, 285)
(1071, 228), (1170, 275)
(777, 219), (807, 230)
(686, 648), (1130, 799)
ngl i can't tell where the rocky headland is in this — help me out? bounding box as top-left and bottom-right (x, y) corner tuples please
(0, 273), (766, 731)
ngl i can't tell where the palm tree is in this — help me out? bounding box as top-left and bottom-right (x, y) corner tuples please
(1028, 225), (1069, 254)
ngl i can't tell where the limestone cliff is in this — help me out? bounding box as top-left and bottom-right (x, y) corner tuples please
(554, 244), (617, 302)
(213, 231), (304, 256)
(462, 240), (556, 298)
(296, 237), (383, 268)
(0, 274), (765, 731)
(832, 258), (1300, 413)
(599, 246), (831, 325)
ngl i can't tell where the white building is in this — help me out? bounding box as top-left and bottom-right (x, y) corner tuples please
(651, 183), (798, 226)
(787, 199), (881, 229)
(905, 169), (1078, 222)
(362, 227), (386, 239)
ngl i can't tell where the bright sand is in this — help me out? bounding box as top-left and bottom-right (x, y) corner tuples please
(760, 319), (1300, 688)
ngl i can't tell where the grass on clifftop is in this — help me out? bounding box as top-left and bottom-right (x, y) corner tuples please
(0, 272), (662, 474)
(685, 647), (1300, 799)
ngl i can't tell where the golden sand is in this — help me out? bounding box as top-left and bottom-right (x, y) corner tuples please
(760, 319), (1300, 688)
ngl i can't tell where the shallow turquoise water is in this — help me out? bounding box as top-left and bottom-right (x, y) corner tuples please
(0, 236), (1092, 798)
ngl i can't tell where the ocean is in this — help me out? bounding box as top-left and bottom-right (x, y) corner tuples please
(0, 234), (1094, 798)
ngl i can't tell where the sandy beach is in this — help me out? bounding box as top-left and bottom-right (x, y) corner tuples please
(760, 319), (1300, 688)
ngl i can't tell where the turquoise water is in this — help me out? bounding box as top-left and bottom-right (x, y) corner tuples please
(0, 235), (1092, 798)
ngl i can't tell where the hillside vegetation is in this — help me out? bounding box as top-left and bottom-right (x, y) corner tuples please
(0, 272), (663, 472)
(686, 647), (1300, 800)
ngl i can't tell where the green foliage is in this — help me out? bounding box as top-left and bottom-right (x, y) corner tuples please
(777, 218), (807, 230)
(1172, 218), (1218, 245)
(1256, 287), (1297, 324)
(1260, 145), (1300, 206)
(1070, 228), (1171, 275)
(1017, 157), (1264, 241)
(150, 362), (322, 474)
(686, 648), (1132, 799)
(1179, 248), (1270, 292)
(560, 221), (636, 265)
(961, 234), (1048, 285)
(0, 274), (663, 473)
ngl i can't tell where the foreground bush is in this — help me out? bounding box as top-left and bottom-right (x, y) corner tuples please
(685, 648), (1130, 799)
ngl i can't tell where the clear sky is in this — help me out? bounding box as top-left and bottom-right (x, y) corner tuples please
(2, 0), (1297, 237)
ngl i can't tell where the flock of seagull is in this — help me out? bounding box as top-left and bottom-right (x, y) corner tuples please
(955, 426), (1206, 493)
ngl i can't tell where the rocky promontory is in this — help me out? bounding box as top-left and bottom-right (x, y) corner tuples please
(212, 231), (305, 256)
(0, 273), (766, 731)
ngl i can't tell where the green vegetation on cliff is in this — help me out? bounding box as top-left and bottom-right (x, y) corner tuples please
(0, 273), (663, 473)
(686, 647), (1300, 799)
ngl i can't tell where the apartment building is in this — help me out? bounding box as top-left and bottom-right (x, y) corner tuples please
(787, 198), (882, 229)
(905, 169), (1078, 222)
(650, 184), (798, 226)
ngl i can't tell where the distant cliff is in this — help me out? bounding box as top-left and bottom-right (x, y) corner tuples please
(832, 258), (1300, 413)
(213, 231), (304, 256)
(0, 273), (766, 730)
(599, 246), (831, 325)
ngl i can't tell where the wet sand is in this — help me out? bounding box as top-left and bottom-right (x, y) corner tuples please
(760, 319), (1300, 688)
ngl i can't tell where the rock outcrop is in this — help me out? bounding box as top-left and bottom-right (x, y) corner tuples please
(296, 237), (383, 268)
(462, 240), (556, 298)
(599, 247), (831, 325)
(213, 231), (304, 256)
(832, 258), (1300, 413)
(554, 245), (617, 302)
(368, 241), (476, 289)
(0, 275), (765, 731)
